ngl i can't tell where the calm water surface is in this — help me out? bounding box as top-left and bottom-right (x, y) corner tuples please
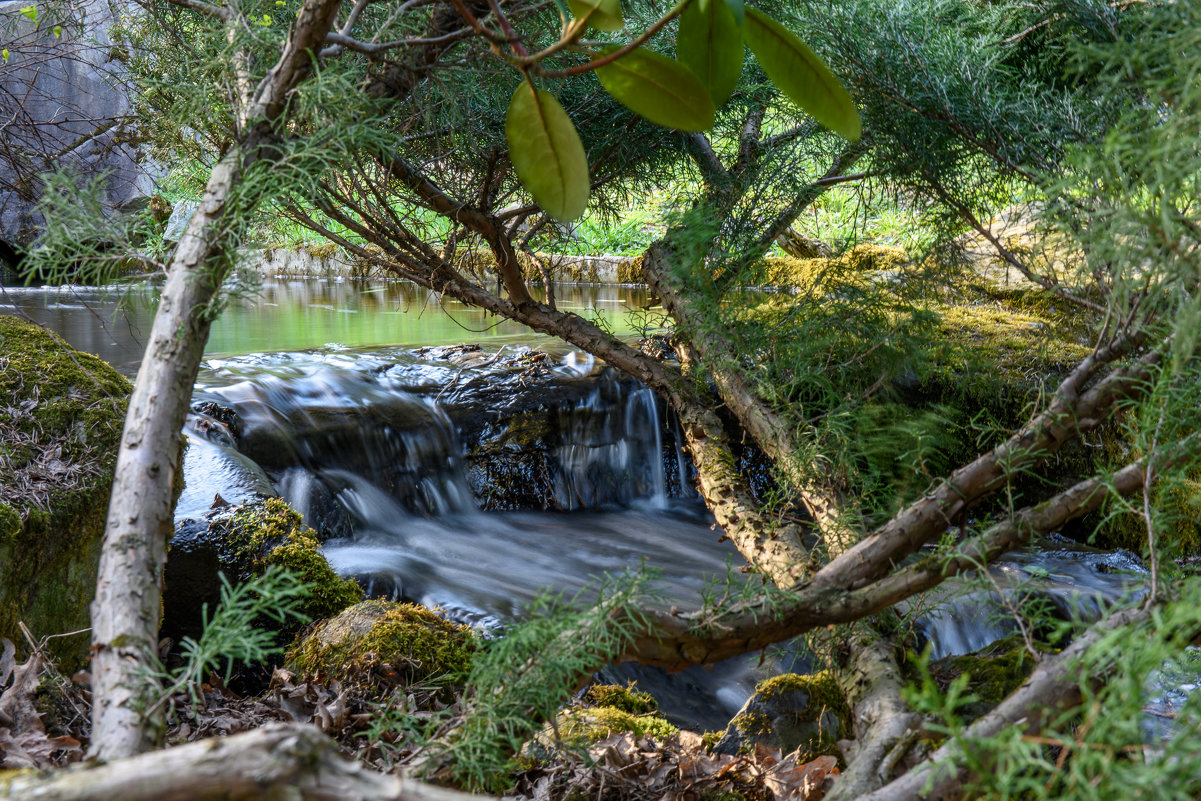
(0, 278), (657, 374)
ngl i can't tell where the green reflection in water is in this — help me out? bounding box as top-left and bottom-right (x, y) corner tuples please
(0, 278), (657, 374)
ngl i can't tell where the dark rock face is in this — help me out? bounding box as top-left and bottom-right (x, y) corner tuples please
(0, 0), (155, 249)
(180, 346), (683, 533)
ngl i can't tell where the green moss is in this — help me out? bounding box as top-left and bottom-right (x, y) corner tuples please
(294, 241), (343, 260)
(701, 730), (724, 752)
(221, 497), (362, 621)
(0, 315), (131, 671)
(583, 682), (658, 714)
(1093, 471), (1201, 556)
(615, 255), (644, 284)
(722, 671), (849, 762)
(928, 304), (1090, 386)
(759, 244), (909, 289)
(0, 504), (19, 543)
(286, 600), (475, 692)
(928, 636), (1042, 722)
(559, 705), (679, 744)
(731, 710), (773, 737)
(755, 671), (849, 722)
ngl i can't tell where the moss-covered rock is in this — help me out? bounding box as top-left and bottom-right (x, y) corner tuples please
(555, 705), (679, 744)
(164, 496), (360, 645)
(286, 600), (475, 693)
(583, 682), (658, 714)
(759, 244), (910, 289)
(0, 315), (131, 671)
(221, 497), (362, 622)
(713, 671), (848, 761)
(926, 636), (1042, 723)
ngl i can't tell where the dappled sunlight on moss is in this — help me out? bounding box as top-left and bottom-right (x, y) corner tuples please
(222, 497), (362, 622)
(286, 600), (476, 694)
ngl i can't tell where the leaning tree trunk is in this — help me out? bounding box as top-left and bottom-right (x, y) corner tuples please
(88, 0), (344, 760)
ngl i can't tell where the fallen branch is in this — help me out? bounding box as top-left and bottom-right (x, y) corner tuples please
(0, 723), (488, 801)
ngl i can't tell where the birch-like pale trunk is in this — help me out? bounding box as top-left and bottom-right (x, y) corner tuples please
(88, 0), (344, 760)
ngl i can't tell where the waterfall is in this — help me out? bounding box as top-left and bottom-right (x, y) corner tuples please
(553, 384), (670, 509)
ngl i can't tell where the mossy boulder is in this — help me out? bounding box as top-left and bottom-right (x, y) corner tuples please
(713, 672), (848, 760)
(554, 705), (680, 745)
(583, 682), (658, 714)
(529, 682), (678, 755)
(221, 497), (362, 621)
(286, 600), (475, 693)
(163, 497), (361, 643)
(0, 315), (130, 671)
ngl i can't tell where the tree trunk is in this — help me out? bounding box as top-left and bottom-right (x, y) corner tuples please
(88, 0), (344, 760)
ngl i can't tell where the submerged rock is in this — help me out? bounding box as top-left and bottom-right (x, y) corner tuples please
(0, 315), (130, 670)
(286, 600), (475, 693)
(713, 671), (848, 760)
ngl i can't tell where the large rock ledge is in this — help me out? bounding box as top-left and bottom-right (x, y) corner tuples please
(0, 315), (131, 670)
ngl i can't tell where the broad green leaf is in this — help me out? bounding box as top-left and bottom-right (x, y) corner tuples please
(725, 0), (744, 26)
(505, 84), (591, 222)
(568, 0), (623, 32)
(1, 49), (8, 64)
(53, 24), (61, 37)
(596, 48), (715, 132)
(20, 5), (36, 24)
(677, 0), (744, 106)
(744, 8), (860, 141)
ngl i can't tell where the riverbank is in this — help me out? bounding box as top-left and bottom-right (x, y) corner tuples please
(254, 244), (642, 284)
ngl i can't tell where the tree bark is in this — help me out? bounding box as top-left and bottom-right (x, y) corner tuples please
(1, 723), (487, 801)
(89, 0), (344, 760)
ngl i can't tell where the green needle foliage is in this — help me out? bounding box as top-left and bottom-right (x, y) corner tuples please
(148, 565), (311, 715)
(438, 569), (655, 792)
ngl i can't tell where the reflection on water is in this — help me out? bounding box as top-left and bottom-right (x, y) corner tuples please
(0, 278), (657, 374)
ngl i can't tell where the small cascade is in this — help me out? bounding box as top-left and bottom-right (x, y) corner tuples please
(204, 365), (476, 523)
(909, 541), (1147, 659)
(554, 384), (672, 510)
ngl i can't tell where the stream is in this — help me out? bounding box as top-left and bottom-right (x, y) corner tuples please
(3, 276), (1168, 733)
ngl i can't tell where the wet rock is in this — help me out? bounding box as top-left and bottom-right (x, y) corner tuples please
(713, 672), (848, 760)
(163, 497), (361, 644)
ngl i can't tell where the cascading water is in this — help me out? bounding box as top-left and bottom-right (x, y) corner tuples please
(907, 537), (1147, 659)
(178, 345), (763, 729)
(553, 385), (669, 510)
(174, 341), (1155, 734)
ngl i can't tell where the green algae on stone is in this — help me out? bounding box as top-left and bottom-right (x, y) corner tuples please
(286, 599), (475, 692)
(219, 497), (362, 623)
(0, 315), (131, 671)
